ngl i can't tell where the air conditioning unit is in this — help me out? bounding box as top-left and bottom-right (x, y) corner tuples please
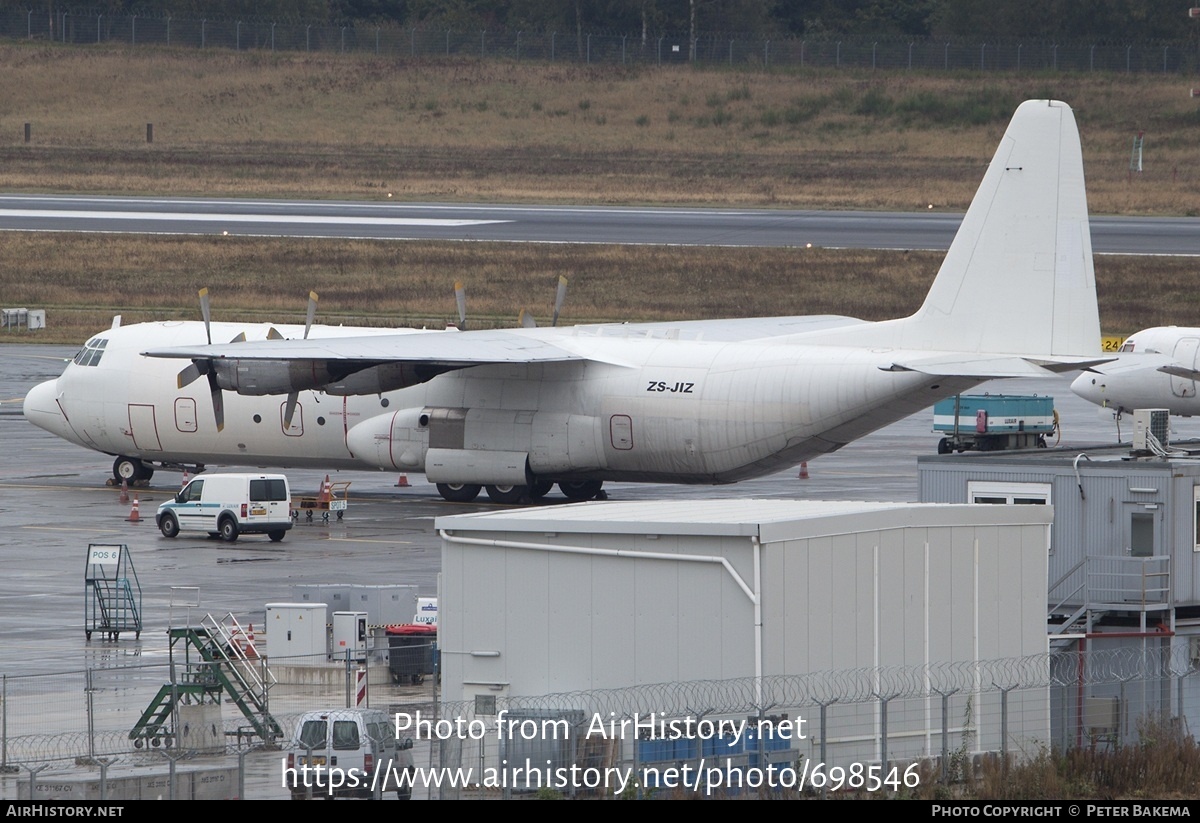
(1132, 409), (1169, 451)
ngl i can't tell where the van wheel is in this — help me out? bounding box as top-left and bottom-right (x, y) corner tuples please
(268, 529), (286, 543)
(219, 517), (239, 543)
(159, 513), (180, 539)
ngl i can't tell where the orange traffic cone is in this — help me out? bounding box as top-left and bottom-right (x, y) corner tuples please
(126, 496), (141, 522)
(798, 462), (809, 480)
(245, 623), (258, 658)
(395, 474), (411, 488)
(119, 479), (129, 503)
(318, 474), (331, 503)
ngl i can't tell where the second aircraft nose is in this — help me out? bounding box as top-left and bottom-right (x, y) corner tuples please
(22, 379), (72, 438)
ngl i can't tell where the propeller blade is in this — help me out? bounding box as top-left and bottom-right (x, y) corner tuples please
(552, 275), (569, 327)
(283, 391), (299, 430)
(208, 373), (225, 433)
(198, 287), (213, 345)
(177, 361), (204, 389)
(454, 281), (467, 330)
(519, 308), (536, 329)
(304, 291), (318, 339)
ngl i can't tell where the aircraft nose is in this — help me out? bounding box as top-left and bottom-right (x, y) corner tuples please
(23, 379), (72, 438)
(1070, 372), (1109, 407)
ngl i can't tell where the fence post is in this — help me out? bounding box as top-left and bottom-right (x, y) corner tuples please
(997, 683), (1019, 763)
(24, 765), (48, 800)
(934, 687), (960, 783)
(1, 675), (7, 771)
(875, 692), (899, 769)
(237, 748), (250, 800)
(86, 667), (96, 760)
(131, 15), (135, 46)
(816, 698), (837, 799)
(98, 758), (111, 802)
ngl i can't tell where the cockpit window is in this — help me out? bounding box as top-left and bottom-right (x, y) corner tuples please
(1119, 342), (1135, 353)
(72, 337), (108, 367)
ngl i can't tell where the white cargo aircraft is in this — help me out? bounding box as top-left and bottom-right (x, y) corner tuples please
(1071, 328), (1200, 417)
(25, 100), (1105, 504)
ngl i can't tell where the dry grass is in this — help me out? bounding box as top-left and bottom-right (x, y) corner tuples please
(0, 44), (1196, 213)
(0, 233), (1183, 344)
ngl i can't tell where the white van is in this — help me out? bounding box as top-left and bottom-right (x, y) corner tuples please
(285, 708), (416, 800)
(156, 473), (292, 543)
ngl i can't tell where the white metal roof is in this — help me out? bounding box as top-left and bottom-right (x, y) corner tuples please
(435, 498), (1052, 543)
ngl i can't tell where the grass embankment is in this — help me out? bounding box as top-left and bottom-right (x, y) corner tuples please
(0, 44), (1196, 213)
(0, 45), (1194, 342)
(0, 234), (1188, 345)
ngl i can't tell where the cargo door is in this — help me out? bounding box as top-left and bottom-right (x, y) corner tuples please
(1171, 338), (1200, 398)
(128, 404), (163, 451)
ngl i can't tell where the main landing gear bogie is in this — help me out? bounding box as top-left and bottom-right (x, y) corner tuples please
(436, 478), (605, 504)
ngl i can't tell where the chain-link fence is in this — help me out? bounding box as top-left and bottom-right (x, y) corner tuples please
(0, 9), (1197, 74)
(0, 642), (1196, 798)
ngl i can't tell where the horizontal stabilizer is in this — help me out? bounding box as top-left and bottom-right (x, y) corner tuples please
(887, 353), (1113, 379)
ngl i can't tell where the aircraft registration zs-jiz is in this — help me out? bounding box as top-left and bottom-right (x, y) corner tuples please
(24, 100), (1106, 505)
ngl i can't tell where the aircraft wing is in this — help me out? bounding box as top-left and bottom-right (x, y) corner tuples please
(886, 353), (1115, 378)
(144, 327), (587, 367)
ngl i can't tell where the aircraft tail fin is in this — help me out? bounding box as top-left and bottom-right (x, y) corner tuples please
(812, 100), (1101, 363)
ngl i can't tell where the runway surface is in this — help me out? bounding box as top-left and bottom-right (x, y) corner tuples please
(0, 195), (1195, 255)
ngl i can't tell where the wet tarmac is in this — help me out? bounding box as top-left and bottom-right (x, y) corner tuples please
(0, 342), (1181, 798)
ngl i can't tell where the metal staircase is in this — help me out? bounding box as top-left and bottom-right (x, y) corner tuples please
(84, 544), (142, 641)
(130, 613), (281, 748)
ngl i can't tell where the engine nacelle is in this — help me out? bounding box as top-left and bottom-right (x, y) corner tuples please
(345, 407), (430, 469)
(324, 363), (441, 396)
(213, 359), (337, 395)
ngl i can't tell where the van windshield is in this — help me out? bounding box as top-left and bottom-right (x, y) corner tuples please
(249, 479), (288, 502)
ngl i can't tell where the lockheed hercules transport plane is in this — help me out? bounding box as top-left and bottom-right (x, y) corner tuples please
(25, 100), (1105, 504)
